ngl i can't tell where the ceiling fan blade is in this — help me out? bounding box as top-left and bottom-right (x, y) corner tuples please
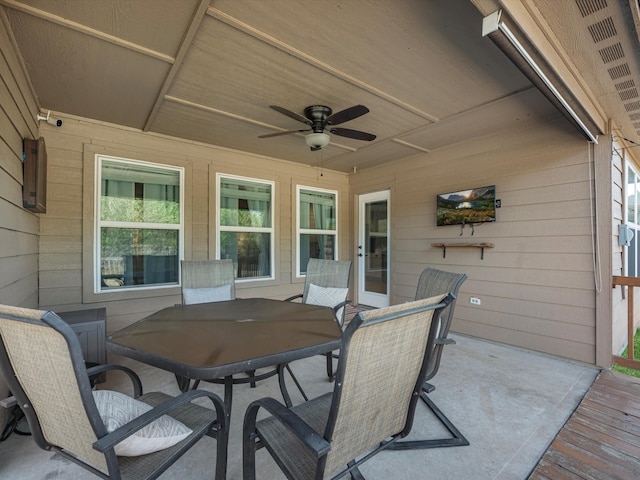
(326, 105), (369, 125)
(269, 105), (311, 125)
(329, 127), (376, 141)
(258, 128), (310, 138)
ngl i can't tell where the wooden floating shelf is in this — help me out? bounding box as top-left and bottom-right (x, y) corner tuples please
(431, 242), (495, 260)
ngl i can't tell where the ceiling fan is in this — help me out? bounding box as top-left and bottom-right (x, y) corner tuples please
(259, 104), (376, 151)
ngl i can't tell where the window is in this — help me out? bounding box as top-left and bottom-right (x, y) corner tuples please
(297, 186), (337, 276)
(217, 174), (274, 280)
(96, 156), (183, 292)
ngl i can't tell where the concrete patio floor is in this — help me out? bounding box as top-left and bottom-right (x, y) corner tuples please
(0, 333), (599, 479)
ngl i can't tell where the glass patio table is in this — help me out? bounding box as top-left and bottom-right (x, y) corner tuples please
(106, 297), (341, 413)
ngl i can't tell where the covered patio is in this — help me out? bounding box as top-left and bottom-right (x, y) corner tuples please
(0, 332), (600, 479)
(3, 1), (640, 477)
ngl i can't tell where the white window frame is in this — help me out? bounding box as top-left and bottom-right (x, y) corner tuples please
(216, 173), (275, 282)
(626, 161), (640, 277)
(94, 155), (185, 293)
(296, 185), (338, 277)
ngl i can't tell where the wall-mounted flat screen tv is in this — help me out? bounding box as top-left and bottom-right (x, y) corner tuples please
(437, 185), (496, 226)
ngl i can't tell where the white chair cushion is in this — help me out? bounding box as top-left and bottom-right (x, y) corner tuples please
(182, 284), (232, 304)
(93, 390), (192, 457)
(306, 283), (348, 324)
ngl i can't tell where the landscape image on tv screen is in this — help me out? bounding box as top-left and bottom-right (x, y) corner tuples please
(437, 185), (496, 226)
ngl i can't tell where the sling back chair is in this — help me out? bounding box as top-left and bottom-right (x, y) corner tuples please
(285, 258), (352, 387)
(387, 266), (469, 450)
(243, 294), (453, 480)
(179, 259), (280, 410)
(181, 259), (236, 305)
(0, 304), (228, 480)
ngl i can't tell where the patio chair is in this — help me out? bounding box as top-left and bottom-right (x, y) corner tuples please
(243, 294), (454, 480)
(388, 266), (469, 450)
(285, 258), (352, 382)
(0, 304), (228, 480)
(181, 259), (236, 305)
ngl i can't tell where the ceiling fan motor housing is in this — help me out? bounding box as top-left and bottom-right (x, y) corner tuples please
(304, 105), (332, 133)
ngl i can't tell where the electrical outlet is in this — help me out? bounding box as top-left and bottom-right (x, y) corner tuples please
(470, 297), (481, 305)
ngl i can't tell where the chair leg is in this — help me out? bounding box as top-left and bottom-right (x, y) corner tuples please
(326, 352), (335, 381)
(286, 364), (308, 402)
(243, 407), (260, 480)
(213, 403), (229, 480)
(386, 388), (469, 450)
(277, 364), (309, 407)
(242, 436), (257, 480)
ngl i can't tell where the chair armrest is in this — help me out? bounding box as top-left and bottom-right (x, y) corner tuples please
(331, 300), (351, 327)
(422, 382), (436, 394)
(86, 364), (143, 397)
(244, 397), (331, 458)
(434, 338), (456, 346)
(284, 293), (303, 302)
(333, 299), (350, 313)
(92, 389), (226, 453)
(0, 396), (17, 409)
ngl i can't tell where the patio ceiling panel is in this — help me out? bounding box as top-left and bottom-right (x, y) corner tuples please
(321, 139), (425, 173)
(162, 13), (430, 159)
(4, 3), (175, 129)
(209, 0), (530, 120)
(398, 87), (559, 151)
(151, 99), (352, 167)
(5, 0), (637, 173)
(6, 0), (198, 54)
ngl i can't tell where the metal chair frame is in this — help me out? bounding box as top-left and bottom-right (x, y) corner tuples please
(387, 266), (469, 450)
(243, 295), (454, 480)
(285, 258), (352, 384)
(0, 305), (228, 480)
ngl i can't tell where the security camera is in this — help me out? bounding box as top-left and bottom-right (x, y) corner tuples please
(37, 111), (62, 127)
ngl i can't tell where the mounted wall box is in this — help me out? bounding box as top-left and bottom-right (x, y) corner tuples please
(22, 137), (47, 212)
(618, 223), (634, 247)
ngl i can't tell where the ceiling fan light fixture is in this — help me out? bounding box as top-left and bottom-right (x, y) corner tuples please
(305, 132), (330, 150)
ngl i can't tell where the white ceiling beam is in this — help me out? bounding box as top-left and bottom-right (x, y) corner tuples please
(0, 0), (174, 63)
(144, 0), (210, 132)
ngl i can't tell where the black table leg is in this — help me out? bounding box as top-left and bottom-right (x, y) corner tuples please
(175, 374), (192, 393)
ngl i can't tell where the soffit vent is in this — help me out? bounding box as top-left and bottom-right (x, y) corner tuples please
(579, 0), (640, 139)
(588, 17), (617, 43)
(624, 100), (640, 112)
(619, 88), (639, 101)
(598, 42), (625, 63)
(608, 63), (631, 79)
(615, 79), (635, 90)
(575, 0), (608, 18)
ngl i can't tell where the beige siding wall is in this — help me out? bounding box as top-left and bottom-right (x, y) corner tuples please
(611, 139), (640, 357)
(611, 141), (627, 355)
(38, 115), (349, 332)
(0, 12), (40, 308)
(350, 116), (598, 364)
